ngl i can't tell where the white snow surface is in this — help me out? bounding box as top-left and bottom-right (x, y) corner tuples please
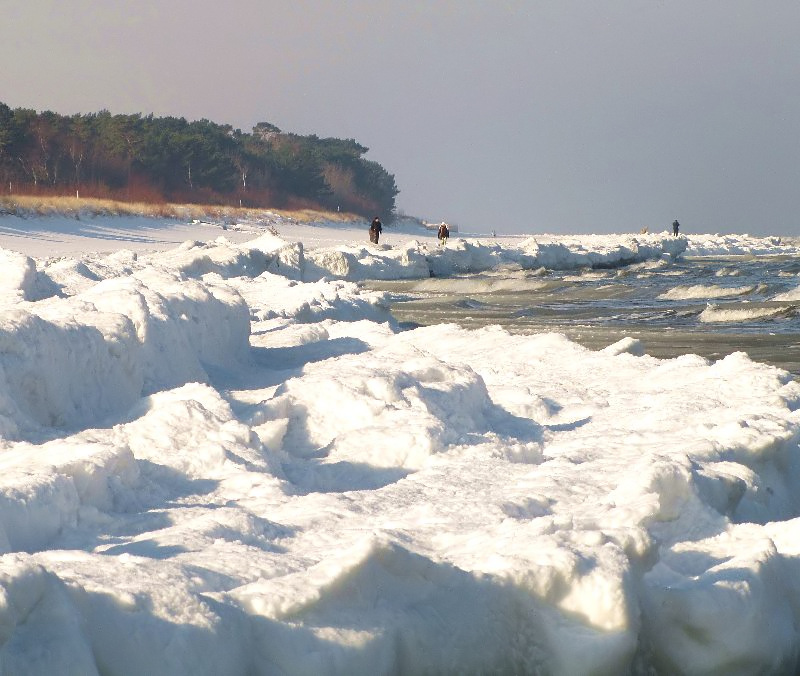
(1, 215), (800, 674)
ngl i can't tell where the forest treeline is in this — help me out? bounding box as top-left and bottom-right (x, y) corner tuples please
(0, 102), (399, 218)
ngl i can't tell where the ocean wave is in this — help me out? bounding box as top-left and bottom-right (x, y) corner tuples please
(563, 271), (612, 282)
(772, 286), (800, 302)
(698, 302), (797, 323)
(454, 298), (490, 310)
(407, 277), (558, 295)
(659, 284), (759, 300)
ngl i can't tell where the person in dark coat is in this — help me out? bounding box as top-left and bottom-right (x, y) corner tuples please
(437, 222), (450, 245)
(369, 217), (382, 244)
(672, 220), (680, 236)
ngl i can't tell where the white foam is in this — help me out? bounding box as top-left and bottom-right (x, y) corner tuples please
(699, 302), (795, 323)
(659, 283), (758, 300)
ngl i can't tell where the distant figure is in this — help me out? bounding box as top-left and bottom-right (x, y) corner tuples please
(640, 226), (648, 234)
(672, 220), (680, 236)
(369, 216), (382, 244)
(437, 222), (450, 245)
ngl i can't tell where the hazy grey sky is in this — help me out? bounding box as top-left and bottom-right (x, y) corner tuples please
(2, 1), (799, 235)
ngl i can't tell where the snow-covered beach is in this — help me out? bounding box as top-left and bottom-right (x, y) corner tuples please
(2, 212), (800, 674)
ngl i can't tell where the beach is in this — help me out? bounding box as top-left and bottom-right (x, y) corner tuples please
(0, 212), (799, 674)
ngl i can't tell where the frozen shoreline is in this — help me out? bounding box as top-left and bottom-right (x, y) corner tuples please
(2, 214), (800, 673)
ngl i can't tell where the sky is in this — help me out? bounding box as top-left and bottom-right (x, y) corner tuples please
(2, 0), (799, 235)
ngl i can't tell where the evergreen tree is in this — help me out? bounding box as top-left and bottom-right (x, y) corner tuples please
(0, 102), (399, 217)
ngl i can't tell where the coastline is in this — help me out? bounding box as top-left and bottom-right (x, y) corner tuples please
(0, 212), (799, 672)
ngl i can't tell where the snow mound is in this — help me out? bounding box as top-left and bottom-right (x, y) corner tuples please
(0, 226), (799, 673)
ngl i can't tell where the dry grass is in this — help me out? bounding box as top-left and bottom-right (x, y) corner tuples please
(0, 194), (362, 225)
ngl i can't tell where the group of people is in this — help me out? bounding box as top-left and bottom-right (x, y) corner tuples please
(371, 216), (680, 243)
(368, 217), (450, 246)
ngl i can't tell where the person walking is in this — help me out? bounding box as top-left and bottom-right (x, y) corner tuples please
(369, 216), (382, 244)
(672, 220), (680, 236)
(437, 222), (450, 246)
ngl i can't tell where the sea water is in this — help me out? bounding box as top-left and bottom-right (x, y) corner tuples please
(372, 254), (800, 376)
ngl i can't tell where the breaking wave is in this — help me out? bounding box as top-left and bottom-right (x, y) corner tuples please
(699, 302), (798, 323)
(659, 284), (763, 301)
